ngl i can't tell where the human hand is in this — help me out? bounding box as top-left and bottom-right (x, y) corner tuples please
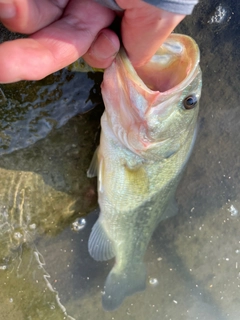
(0, 0), (119, 83)
(0, 0), (185, 83)
(84, 0), (185, 69)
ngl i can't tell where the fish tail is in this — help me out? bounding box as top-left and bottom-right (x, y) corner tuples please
(102, 262), (146, 311)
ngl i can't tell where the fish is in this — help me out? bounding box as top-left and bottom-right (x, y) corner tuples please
(87, 33), (202, 311)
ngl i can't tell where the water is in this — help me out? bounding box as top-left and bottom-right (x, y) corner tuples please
(71, 218), (87, 232)
(0, 0), (239, 319)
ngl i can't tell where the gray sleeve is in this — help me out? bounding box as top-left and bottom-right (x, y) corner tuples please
(94, 0), (123, 11)
(94, 0), (198, 15)
(142, 0), (198, 14)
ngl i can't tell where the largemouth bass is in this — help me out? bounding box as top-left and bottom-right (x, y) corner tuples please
(87, 34), (202, 310)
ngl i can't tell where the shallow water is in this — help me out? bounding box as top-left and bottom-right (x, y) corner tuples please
(0, 0), (240, 319)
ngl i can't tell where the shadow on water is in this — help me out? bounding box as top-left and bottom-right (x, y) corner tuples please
(0, 0), (240, 319)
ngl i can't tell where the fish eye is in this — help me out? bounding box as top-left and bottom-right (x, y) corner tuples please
(183, 94), (198, 110)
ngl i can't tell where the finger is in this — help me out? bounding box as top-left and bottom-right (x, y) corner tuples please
(0, 0), (68, 34)
(82, 28), (120, 69)
(0, 0), (115, 82)
(118, 0), (185, 67)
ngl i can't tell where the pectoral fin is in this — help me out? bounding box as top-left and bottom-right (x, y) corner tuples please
(123, 162), (149, 195)
(87, 147), (99, 178)
(88, 218), (115, 261)
(87, 147), (104, 193)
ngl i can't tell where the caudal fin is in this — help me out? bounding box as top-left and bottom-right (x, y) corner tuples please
(102, 262), (146, 311)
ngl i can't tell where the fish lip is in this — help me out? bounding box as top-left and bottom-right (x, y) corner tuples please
(118, 33), (200, 97)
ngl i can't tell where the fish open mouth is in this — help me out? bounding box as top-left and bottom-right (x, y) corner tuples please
(134, 34), (200, 92)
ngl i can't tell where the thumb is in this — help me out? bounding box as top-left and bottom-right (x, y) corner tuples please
(120, 2), (185, 67)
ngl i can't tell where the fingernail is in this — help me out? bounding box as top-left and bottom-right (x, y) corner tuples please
(0, 3), (16, 19)
(92, 32), (118, 60)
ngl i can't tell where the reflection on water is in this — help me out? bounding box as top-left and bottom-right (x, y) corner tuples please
(0, 0), (240, 319)
(0, 25), (103, 155)
(0, 69), (104, 154)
